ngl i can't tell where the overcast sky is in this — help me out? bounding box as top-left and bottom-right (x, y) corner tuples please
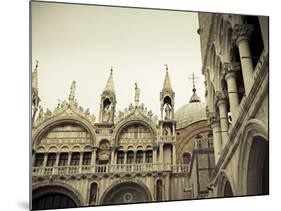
(32, 2), (204, 118)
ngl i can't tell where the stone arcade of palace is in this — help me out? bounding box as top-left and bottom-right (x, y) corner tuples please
(31, 13), (268, 210)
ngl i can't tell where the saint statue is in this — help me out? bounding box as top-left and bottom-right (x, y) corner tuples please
(134, 82), (140, 105)
(69, 80), (76, 101)
(164, 103), (172, 120)
(38, 105), (43, 119)
(102, 103), (111, 123)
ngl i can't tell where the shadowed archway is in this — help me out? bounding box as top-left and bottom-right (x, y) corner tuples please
(100, 181), (152, 205)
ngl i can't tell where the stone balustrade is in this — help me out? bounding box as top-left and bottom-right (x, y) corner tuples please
(32, 163), (189, 177)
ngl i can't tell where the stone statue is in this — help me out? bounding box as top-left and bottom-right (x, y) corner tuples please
(134, 82), (140, 105)
(45, 108), (52, 117)
(85, 108), (90, 116)
(102, 104), (111, 123)
(164, 103), (172, 120)
(69, 81), (76, 101)
(38, 105), (43, 119)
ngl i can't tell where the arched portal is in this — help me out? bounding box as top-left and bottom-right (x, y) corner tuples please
(32, 185), (82, 210)
(247, 136), (269, 195)
(224, 181), (233, 197)
(100, 181), (152, 205)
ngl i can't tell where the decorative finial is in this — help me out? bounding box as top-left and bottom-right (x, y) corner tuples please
(189, 72), (199, 92)
(164, 64), (168, 71)
(69, 80), (76, 102)
(110, 66), (113, 73)
(134, 82), (140, 106)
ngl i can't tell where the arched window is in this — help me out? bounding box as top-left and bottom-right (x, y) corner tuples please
(34, 153), (44, 167)
(117, 151), (124, 164)
(127, 151), (134, 164)
(156, 180), (163, 201)
(70, 153), (80, 166)
(182, 152), (191, 165)
(89, 182), (98, 205)
(46, 153), (56, 166)
(145, 150), (152, 163)
(59, 153), (68, 166)
(136, 151), (143, 163)
(82, 152), (92, 165)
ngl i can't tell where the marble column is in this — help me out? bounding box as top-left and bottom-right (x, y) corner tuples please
(232, 24), (254, 96)
(124, 151), (127, 164)
(55, 152), (61, 166)
(67, 152), (72, 166)
(208, 112), (222, 164)
(216, 91), (229, 148)
(223, 62), (240, 122)
(43, 153), (48, 167)
(152, 147), (157, 164)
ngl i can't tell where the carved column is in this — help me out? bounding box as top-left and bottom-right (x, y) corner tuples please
(207, 112), (222, 164)
(143, 151), (146, 163)
(153, 146), (157, 164)
(91, 148), (97, 166)
(216, 91), (229, 149)
(232, 24), (254, 96)
(223, 62), (240, 122)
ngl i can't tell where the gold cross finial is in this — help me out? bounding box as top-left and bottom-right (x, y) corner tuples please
(110, 66), (113, 72)
(164, 64), (168, 71)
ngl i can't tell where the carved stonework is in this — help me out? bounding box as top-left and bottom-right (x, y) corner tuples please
(232, 24), (254, 45)
(207, 112), (220, 127)
(223, 62), (241, 80)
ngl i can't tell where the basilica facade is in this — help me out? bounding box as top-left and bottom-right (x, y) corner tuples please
(31, 64), (213, 209)
(198, 13), (269, 197)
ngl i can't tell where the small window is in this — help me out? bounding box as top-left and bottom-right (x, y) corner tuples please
(136, 151), (143, 163)
(127, 151), (134, 164)
(117, 151), (124, 164)
(182, 153), (191, 165)
(83, 152), (92, 165)
(34, 153), (44, 167)
(145, 150), (152, 163)
(46, 153), (56, 167)
(59, 153), (68, 166)
(70, 153), (80, 166)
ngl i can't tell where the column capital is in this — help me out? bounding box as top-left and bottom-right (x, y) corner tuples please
(215, 91), (228, 107)
(232, 24), (254, 46)
(207, 112), (220, 128)
(223, 62), (241, 80)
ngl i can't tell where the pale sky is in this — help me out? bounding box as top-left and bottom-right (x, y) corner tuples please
(32, 2), (204, 118)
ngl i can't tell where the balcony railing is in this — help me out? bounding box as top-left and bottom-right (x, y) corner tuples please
(32, 163), (189, 177)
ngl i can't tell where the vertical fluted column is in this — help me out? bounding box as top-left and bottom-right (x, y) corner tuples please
(232, 24), (254, 96)
(208, 112), (222, 164)
(223, 62), (240, 122)
(216, 91), (229, 148)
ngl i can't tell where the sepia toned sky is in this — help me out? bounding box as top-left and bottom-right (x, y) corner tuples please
(32, 1), (204, 118)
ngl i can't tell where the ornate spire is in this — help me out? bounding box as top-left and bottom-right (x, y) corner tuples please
(104, 67), (115, 92)
(162, 64), (173, 91)
(189, 73), (201, 103)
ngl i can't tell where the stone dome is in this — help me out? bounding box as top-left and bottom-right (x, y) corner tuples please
(175, 87), (207, 129)
(175, 102), (207, 129)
